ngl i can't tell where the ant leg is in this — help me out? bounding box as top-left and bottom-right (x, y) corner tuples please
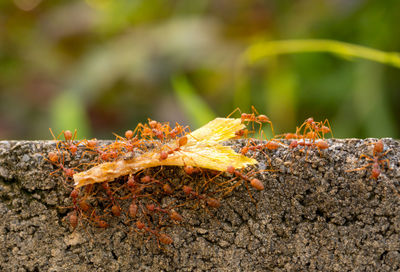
(379, 159), (391, 169)
(226, 107), (242, 118)
(359, 154), (374, 162)
(345, 163), (373, 173)
(322, 119), (333, 138)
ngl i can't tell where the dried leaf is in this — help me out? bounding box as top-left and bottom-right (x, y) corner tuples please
(73, 118), (257, 187)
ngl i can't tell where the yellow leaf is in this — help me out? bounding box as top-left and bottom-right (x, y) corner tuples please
(73, 118), (257, 188)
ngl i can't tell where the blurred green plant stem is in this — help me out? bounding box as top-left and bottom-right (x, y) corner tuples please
(244, 39), (400, 68)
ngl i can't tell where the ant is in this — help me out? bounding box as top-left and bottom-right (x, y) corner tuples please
(182, 185), (221, 208)
(111, 130), (145, 154)
(183, 165), (201, 175)
(145, 203), (184, 222)
(159, 136), (188, 161)
(137, 119), (172, 142)
(167, 123), (189, 139)
(227, 106), (274, 136)
(47, 151), (77, 181)
(214, 166), (264, 204)
(347, 140), (391, 179)
(135, 221), (173, 245)
(289, 139), (329, 150)
(226, 166), (264, 191)
(82, 141), (121, 163)
(286, 139), (329, 161)
(296, 117), (332, 142)
(67, 187), (97, 229)
(88, 210), (109, 228)
(234, 128), (250, 139)
(49, 128), (79, 156)
(240, 139), (283, 156)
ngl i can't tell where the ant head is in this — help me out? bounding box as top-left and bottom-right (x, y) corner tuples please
(226, 165), (235, 174)
(70, 188), (79, 199)
(146, 204), (156, 212)
(159, 151), (168, 161)
(184, 165), (194, 175)
(149, 120), (158, 129)
(65, 168), (75, 178)
(371, 166), (380, 179)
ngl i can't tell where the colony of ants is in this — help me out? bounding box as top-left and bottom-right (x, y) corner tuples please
(47, 107), (391, 246)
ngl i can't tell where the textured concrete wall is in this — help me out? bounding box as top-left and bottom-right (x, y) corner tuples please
(0, 139), (399, 271)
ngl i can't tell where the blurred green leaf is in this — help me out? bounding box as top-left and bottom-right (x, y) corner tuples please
(172, 75), (216, 128)
(50, 91), (91, 139)
(244, 39), (400, 68)
(264, 61), (298, 135)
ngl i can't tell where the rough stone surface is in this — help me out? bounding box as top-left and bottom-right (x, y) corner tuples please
(0, 139), (399, 271)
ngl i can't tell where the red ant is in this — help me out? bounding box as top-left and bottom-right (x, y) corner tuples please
(213, 166), (264, 204)
(234, 128), (250, 139)
(98, 181), (123, 217)
(291, 139), (329, 150)
(183, 165), (201, 175)
(145, 203), (184, 222)
(162, 183), (173, 194)
(89, 210), (109, 228)
(226, 166), (264, 191)
(227, 106), (275, 136)
(241, 139), (283, 156)
(286, 139), (329, 160)
(135, 221), (173, 245)
(47, 151), (77, 180)
(112, 128), (146, 153)
(182, 185), (221, 208)
(125, 174), (160, 197)
(49, 128), (79, 156)
(166, 123), (189, 139)
(67, 187), (97, 229)
(296, 117), (332, 142)
(82, 141), (120, 162)
(137, 119), (172, 142)
(159, 136), (188, 161)
(126, 175), (144, 195)
(347, 140), (391, 179)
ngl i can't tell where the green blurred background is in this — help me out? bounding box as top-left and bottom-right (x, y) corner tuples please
(1, 0), (400, 140)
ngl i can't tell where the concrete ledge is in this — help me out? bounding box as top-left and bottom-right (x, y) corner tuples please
(1, 139), (400, 271)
